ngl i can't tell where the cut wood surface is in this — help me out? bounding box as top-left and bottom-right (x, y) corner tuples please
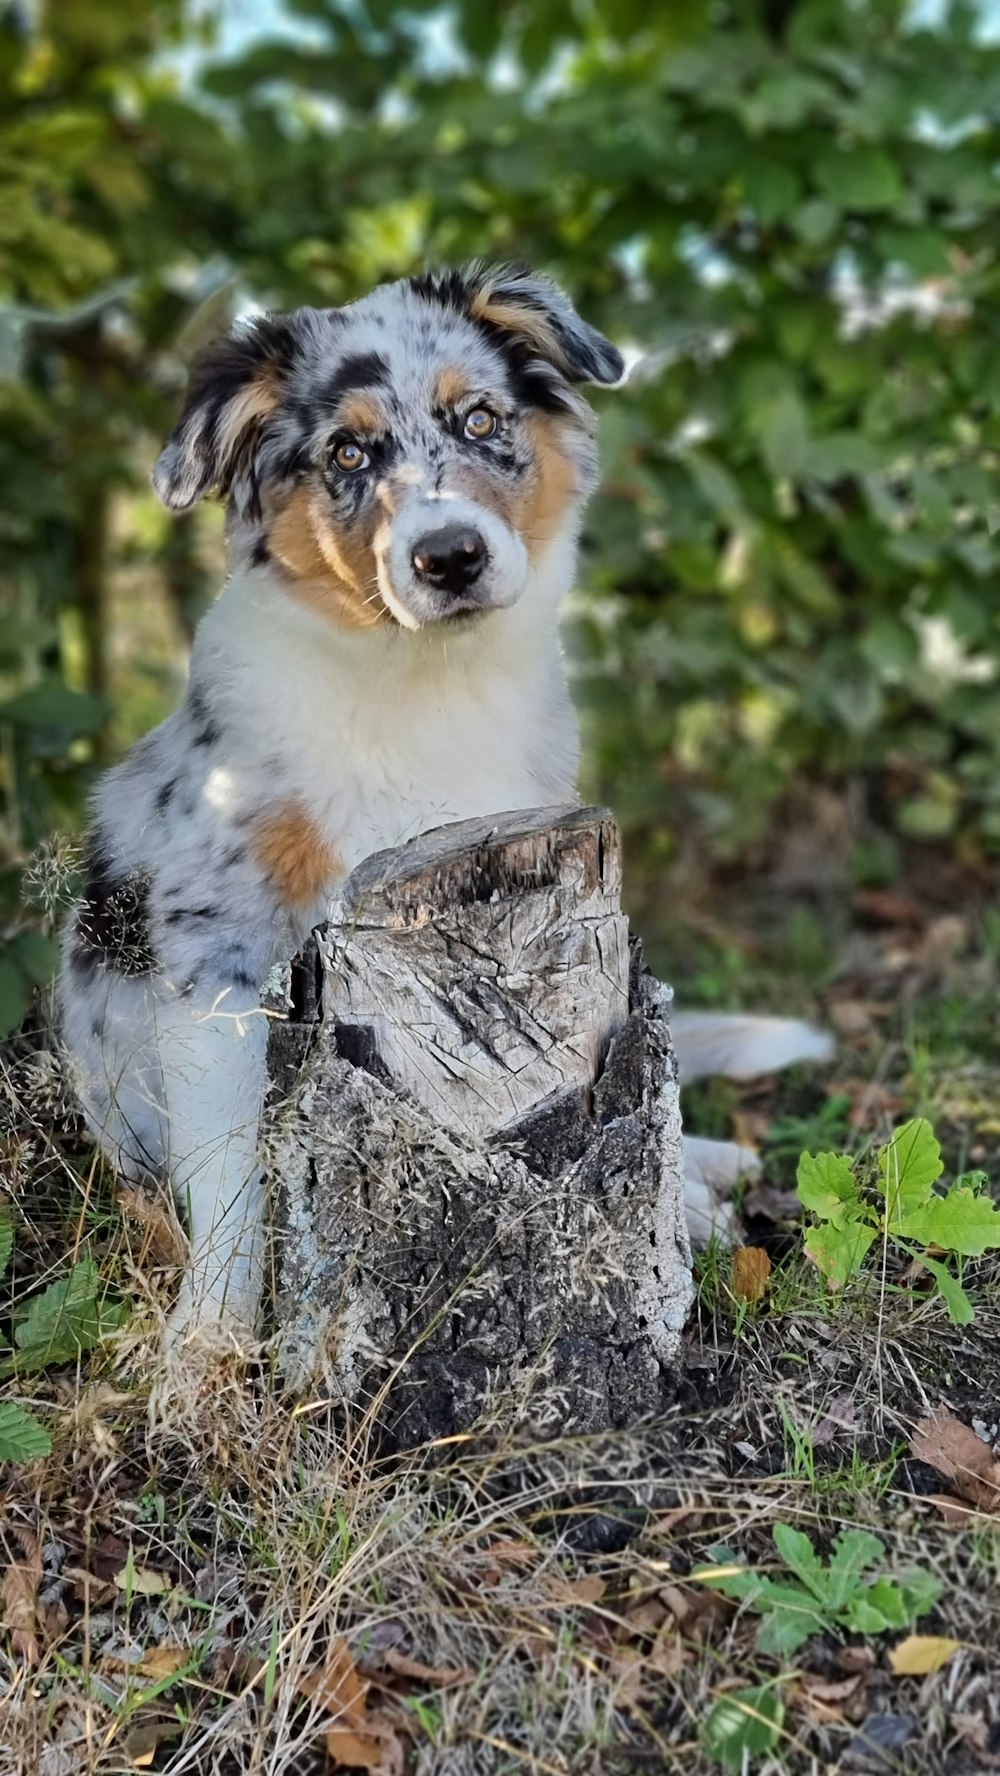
(270, 805), (692, 1445)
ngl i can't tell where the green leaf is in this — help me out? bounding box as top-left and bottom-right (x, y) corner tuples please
(797, 1151), (861, 1226)
(879, 1119), (942, 1223)
(10, 931), (60, 987)
(0, 1213), (12, 1283)
(817, 148), (902, 211)
(824, 1530), (886, 1611)
(757, 390), (809, 479)
(772, 1523), (829, 1603)
(895, 1567), (944, 1620)
(9, 1257), (124, 1373)
(915, 1253), (975, 1324)
(899, 1186), (1000, 1257)
(0, 957), (29, 1039)
(0, 1400), (52, 1464)
(701, 1686), (784, 1772)
(805, 1219), (878, 1289)
(849, 1576), (911, 1632)
(755, 1594), (826, 1655)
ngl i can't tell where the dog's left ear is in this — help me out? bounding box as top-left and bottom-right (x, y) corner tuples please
(152, 313), (298, 516)
(466, 263), (625, 387)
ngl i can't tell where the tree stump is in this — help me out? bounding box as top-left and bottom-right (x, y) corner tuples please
(269, 805), (692, 1446)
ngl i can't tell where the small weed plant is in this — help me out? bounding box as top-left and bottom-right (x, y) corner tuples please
(698, 1524), (941, 1769)
(0, 1209), (124, 1461)
(797, 1116), (1000, 1322)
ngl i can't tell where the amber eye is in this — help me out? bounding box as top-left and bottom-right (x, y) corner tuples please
(332, 439), (368, 473)
(464, 407), (497, 441)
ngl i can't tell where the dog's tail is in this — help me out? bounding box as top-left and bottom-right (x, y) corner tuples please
(670, 1011), (834, 1085)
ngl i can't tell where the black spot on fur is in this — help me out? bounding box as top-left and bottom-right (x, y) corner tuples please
(187, 687), (220, 748)
(232, 969), (257, 992)
(155, 777), (177, 814)
(321, 352), (391, 410)
(222, 843), (248, 867)
(164, 905), (221, 925)
(71, 836), (155, 979)
(250, 534), (271, 567)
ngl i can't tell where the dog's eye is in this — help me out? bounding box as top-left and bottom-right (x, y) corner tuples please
(332, 439), (369, 473)
(463, 407), (497, 441)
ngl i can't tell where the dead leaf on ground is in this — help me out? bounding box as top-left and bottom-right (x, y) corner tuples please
(732, 1246), (771, 1304)
(298, 1637), (369, 1725)
(800, 1673), (865, 1709)
(2, 1525), (42, 1665)
(478, 1536), (538, 1584)
(890, 1635), (962, 1676)
(829, 999), (876, 1039)
(910, 1406), (1000, 1514)
(646, 1503), (705, 1537)
(660, 1581), (733, 1640)
(113, 1564), (173, 1598)
(542, 1573), (606, 1607)
(300, 1637), (407, 1775)
(837, 1645), (878, 1676)
(374, 1647), (474, 1688)
(65, 1565), (118, 1607)
(326, 1724), (405, 1775)
(117, 1183), (188, 1267)
(101, 1644), (192, 1680)
(853, 888), (926, 928)
(122, 1715), (184, 1768)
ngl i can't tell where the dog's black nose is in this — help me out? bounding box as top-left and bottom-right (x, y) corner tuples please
(411, 525), (486, 597)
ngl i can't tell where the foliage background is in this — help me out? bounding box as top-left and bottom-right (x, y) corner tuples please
(4, 0), (1000, 1033)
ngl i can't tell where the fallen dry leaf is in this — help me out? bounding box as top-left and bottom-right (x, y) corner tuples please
(731, 1246), (772, 1304)
(122, 1715), (183, 1768)
(2, 1526), (42, 1665)
(65, 1565), (118, 1607)
(102, 1644), (191, 1680)
(113, 1565), (173, 1598)
(375, 1647), (474, 1688)
(326, 1724), (404, 1775)
(298, 1637), (369, 1726)
(889, 1635), (961, 1676)
(645, 1627), (686, 1678)
(542, 1574), (606, 1607)
(117, 1183), (188, 1266)
(800, 1673), (864, 1707)
(910, 1406), (1000, 1514)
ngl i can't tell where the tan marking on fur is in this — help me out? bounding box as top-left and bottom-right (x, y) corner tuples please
(268, 486), (388, 631)
(216, 371), (281, 467)
(470, 290), (563, 365)
(336, 393), (384, 436)
(518, 416), (580, 564)
(253, 805), (342, 910)
(435, 366), (474, 410)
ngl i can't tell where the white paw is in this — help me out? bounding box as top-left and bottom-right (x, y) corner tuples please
(683, 1134), (760, 1246)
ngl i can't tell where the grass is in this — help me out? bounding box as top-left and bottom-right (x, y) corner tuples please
(3, 872), (1000, 1774)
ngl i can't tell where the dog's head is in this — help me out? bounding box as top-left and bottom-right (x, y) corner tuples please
(153, 263), (623, 631)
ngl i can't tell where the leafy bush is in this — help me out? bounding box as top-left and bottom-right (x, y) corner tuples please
(5, 0), (1000, 999)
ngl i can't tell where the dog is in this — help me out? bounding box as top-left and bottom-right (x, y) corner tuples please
(59, 261), (831, 1346)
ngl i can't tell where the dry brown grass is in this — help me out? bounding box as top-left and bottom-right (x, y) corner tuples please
(4, 981), (1000, 1776)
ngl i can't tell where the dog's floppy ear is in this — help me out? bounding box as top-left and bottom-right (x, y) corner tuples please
(466, 262), (624, 387)
(152, 314), (298, 516)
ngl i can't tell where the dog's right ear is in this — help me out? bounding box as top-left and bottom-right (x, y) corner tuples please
(152, 315), (298, 516)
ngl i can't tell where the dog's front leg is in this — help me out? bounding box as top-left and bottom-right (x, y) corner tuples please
(153, 987), (270, 1346)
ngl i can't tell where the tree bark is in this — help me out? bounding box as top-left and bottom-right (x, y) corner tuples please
(269, 806), (692, 1447)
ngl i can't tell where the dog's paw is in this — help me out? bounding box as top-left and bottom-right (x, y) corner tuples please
(683, 1134), (760, 1246)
